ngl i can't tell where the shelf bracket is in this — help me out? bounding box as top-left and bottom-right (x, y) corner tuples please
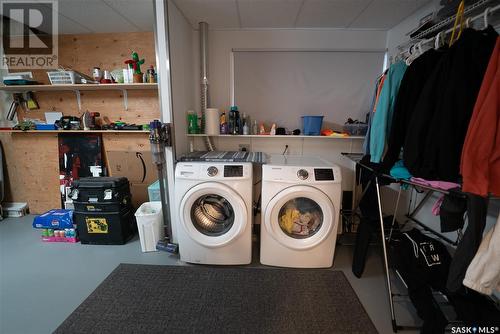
(74, 90), (81, 111)
(122, 89), (128, 110)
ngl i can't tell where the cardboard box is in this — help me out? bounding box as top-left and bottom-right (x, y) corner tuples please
(130, 183), (150, 209)
(107, 151), (159, 208)
(106, 151), (157, 184)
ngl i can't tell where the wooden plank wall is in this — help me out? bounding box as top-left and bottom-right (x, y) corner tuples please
(17, 31), (159, 124)
(2, 32), (160, 213)
(0, 133), (61, 212)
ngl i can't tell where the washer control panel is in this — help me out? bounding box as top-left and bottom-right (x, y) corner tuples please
(207, 166), (218, 177)
(224, 165), (244, 177)
(175, 162), (252, 180)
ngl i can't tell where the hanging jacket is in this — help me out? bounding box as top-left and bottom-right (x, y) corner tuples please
(363, 74), (387, 155)
(463, 214), (500, 295)
(460, 37), (500, 197)
(363, 83), (379, 155)
(383, 49), (444, 170)
(446, 193), (489, 293)
(404, 27), (498, 181)
(369, 61), (407, 163)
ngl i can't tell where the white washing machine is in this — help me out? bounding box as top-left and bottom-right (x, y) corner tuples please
(175, 162), (253, 265)
(260, 156), (342, 268)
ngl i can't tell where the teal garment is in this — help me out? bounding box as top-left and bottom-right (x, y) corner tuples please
(369, 61), (407, 163)
(390, 160), (411, 190)
(390, 160), (412, 180)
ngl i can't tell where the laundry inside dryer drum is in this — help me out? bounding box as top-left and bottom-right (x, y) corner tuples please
(190, 194), (235, 236)
(278, 197), (323, 239)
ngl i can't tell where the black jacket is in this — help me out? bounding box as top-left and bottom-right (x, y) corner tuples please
(404, 27), (498, 181)
(383, 48), (445, 170)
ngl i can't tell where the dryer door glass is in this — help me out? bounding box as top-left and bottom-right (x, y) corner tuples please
(278, 197), (323, 239)
(190, 194), (235, 236)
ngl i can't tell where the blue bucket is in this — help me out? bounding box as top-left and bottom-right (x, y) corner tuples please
(302, 116), (324, 136)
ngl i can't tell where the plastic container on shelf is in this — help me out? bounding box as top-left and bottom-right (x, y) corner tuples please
(343, 123), (368, 136)
(35, 124), (56, 130)
(148, 180), (161, 202)
(302, 116), (324, 136)
(134, 202), (164, 252)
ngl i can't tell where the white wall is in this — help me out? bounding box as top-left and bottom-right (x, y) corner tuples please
(386, 1), (438, 61)
(167, 0), (195, 158)
(195, 28), (387, 112)
(190, 28), (387, 194)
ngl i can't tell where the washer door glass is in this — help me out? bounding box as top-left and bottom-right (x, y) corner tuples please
(278, 197), (323, 239)
(264, 185), (335, 250)
(190, 194), (235, 236)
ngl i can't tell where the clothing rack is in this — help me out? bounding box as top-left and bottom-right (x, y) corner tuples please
(397, 2), (500, 60)
(342, 152), (472, 332)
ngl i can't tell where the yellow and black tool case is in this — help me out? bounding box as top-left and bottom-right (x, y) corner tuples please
(72, 177), (136, 245)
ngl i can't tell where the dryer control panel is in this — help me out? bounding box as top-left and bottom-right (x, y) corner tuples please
(263, 164), (341, 184)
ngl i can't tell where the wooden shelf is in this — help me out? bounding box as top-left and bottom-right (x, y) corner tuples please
(0, 83), (158, 92)
(0, 83), (158, 111)
(0, 130), (149, 134)
(187, 134), (365, 139)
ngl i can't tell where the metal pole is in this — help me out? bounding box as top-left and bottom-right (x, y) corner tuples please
(375, 176), (398, 332)
(388, 186), (402, 241)
(157, 164), (173, 240)
(407, 190), (433, 217)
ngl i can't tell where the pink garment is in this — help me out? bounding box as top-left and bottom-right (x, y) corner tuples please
(432, 195), (445, 216)
(410, 177), (460, 191)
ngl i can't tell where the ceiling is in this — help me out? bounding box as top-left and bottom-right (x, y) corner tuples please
(172, 0), (432, 30)
(15, 0), (156, 34)
(4, 0), (432, 34)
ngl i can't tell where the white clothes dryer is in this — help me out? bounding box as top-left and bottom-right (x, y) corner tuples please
(260, 156), (342, 268)
(175, 162), (253, 265)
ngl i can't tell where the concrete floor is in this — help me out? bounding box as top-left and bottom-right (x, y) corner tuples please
(0, 216), (420, 334)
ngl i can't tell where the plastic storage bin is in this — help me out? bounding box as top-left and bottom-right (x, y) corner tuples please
(3, 202), (29, 218)
(302, 116), (324, 135)
(35, 124), (56, 130)
(135, 202), (164, 252)
(148, 180), (161, 202)
(343, 123), (368, 136)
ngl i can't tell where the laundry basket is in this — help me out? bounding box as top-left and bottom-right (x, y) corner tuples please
(134, 202), (164, 252)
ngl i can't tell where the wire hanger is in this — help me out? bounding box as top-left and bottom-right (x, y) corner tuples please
(465, 17), (472, 28)
(449, 0), (465, 46)
(484, 7), (491, 28)
(435, 31), (442, 49)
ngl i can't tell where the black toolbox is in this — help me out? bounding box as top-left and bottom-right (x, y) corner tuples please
(74, 210), (135, 245)
(72, 177), (136, 245)
(72, 177), (132, 212)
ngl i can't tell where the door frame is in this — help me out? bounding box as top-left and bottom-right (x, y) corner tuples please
(153, 0), (176, 231)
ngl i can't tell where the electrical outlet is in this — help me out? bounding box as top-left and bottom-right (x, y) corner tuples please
(239, 144), (250, 152)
